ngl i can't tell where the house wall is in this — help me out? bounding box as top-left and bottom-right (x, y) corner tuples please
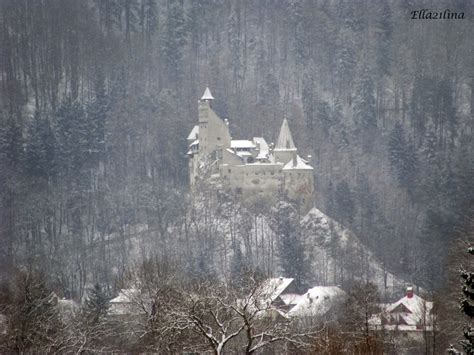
(220, 163), (284, 198)
(284, 169), (314, 210)
(274, 149), (296, 165)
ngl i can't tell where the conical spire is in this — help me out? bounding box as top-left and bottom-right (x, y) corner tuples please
(201, 87), (214, 101)
(275, 118), (296, 150)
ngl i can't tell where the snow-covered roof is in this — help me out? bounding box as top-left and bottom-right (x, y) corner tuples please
(236, 151), (253, 157)
(279, 293), (302, 306)
(275, 118), (296, 151)
(201, 87), (214, 101)
(253, 137), (269, 159)
(110, 288), (140, 304)
(109, 288), (148, 316)
(258, 277), (294, 303)
(288, 286), (345, 317)
(187, 125), (199, 141)
(231, 140), (256, 149)
(282, 155), (313, 170)
(189, 139), (199, 147)
(385, 293), (433, 326)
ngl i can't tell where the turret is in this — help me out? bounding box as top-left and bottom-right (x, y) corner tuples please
(196, 87), (231, 157)
(274, 118), (297, 164)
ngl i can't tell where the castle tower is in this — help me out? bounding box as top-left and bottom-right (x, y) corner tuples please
(188, 88), (232, 186)
(274, 118), (297, 165)
(198, 87), (214, 155)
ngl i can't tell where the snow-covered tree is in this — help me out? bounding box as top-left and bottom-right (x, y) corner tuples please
(460, 246), (474, 354)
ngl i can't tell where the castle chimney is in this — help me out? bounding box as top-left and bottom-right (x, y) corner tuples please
(406, 286), (414, 298)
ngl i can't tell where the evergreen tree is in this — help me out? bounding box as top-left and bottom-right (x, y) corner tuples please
(25, 112), (57, 181)
(353, 64), (377, 131)
(335, 23), (356, 98)
(388, 121), (418, 190)
(55, 98), (91, 177)
(316, 99), (332, 134)
(302, 70), (316, 135)
(271, 201), (308, 288)
(84, 283), (109, 325)
(161, 0), (187, 83)
(334, 180), (355, 227)
(374, 0), (392, 76)
(0, 117), (24, 170)
(86, 69), (109, 161)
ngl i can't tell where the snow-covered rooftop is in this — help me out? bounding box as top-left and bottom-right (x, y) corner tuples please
(385, 293), (433, 326)
(108, 288), (148, 316)
(187, 125), (199, 141)
(253, 137), (269, 159)
(258, 277), (294, 303)
(201, 87), (214, 101)
(274, 118), (296, 151)
(110, 288), (140, 304)
(288, 286), (345, 317)
(236, 151), (253, 157)
(282, 155), (313, 170)
(231, 140), (256, 149)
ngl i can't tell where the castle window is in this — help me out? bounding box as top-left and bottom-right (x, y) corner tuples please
(228, 169), (231, 173)
(298, 172), (301, 176)
(236, 187), (242, 194)
(217, 137), (221, 141)
(255, 172), (259, 175)
(271, 172), (274, 175)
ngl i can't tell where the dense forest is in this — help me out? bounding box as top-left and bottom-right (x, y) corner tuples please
(0, 0), (473, 352)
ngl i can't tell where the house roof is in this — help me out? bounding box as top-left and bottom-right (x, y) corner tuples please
(287, 286), (345, 317)
(187, 125), (199, 141)
(386, 294), (433, 324)
(236, 151), (253, 157)
(110, 288), (140, 304)
(282, 155), (313, 170)
(201, 87), (214, 101)
(253, 137), (269, 159)
(109, 288), (149, 316)
(258, 277), (294, 304)
(231, 140), (256, 149)
(275, 118), (296, 151)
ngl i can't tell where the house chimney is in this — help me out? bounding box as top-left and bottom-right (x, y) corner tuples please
(406, 286), (414, 298)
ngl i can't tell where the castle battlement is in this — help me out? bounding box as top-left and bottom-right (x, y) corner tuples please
(188, 88), (314, 210)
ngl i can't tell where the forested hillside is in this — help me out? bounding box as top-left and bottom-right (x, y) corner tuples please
(0, 0), (473, 306)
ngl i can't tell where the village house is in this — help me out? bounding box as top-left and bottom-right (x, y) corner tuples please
(370, 287), (434, 342)
(254, 277), (346, 321)
(187, 88), (314, 211)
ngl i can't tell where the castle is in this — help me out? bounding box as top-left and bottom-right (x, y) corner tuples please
(187, 88), (314, 210)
